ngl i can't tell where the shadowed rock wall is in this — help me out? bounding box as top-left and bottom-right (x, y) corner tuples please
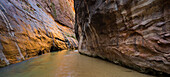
(0, 0), (77, 67)
(75, 0), (170, 74)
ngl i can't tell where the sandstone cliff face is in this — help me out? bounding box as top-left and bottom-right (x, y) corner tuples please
(37, 0), (75, 28)
(0, 0), (77, 67)
(75, 0), (170, 74)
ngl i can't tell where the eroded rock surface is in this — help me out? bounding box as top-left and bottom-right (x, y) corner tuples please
(75, 0), (170, 74)
(0, 0), (77, 67)
(37, 0), (75, 28)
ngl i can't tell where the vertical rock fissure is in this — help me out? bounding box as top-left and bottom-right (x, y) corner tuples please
(0, 5), (25, 60)
(0, 42), (10, 65)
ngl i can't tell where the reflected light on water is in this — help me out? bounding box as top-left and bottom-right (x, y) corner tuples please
(0, 50), (153, 77)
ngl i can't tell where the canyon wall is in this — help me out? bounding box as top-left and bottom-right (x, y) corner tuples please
(75, 0), (170, 74)
(0, 0), (77, 67)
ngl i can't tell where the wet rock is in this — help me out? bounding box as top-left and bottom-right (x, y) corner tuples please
(75, 0), (170, 74)
(0, 0), (77, 67)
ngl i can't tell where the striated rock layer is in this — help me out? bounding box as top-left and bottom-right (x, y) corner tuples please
(0, 0), (77, 67)
(75, 0), (170, 74)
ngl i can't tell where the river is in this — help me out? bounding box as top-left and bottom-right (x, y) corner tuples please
(0, 50), (154, 77)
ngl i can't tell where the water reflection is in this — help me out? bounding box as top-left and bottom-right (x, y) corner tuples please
(0, 50), (153, 77)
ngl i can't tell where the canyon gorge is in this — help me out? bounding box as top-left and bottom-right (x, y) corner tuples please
(0, 0), (169, 76)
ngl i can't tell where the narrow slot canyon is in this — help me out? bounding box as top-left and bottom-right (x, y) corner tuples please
(0, 0), (169, 77)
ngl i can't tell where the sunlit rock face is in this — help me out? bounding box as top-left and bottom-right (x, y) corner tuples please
(75, 0), (170, 74)
(0, 0), (77, 67)
(37, 0), (75, 28)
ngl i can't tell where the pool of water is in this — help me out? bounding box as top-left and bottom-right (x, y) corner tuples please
(0, 50), (154, 77)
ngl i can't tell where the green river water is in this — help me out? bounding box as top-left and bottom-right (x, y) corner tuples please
(0, 50), (154, 77)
